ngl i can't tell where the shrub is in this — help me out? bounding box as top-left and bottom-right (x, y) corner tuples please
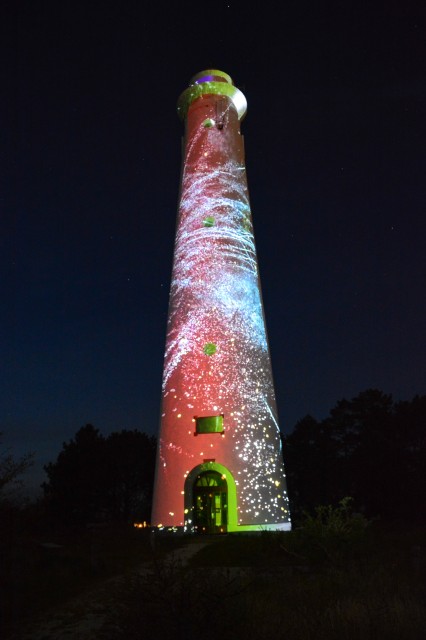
(286, 497), (370, 565)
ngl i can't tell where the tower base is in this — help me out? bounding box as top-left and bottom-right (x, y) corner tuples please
(153, 521), (292, 535)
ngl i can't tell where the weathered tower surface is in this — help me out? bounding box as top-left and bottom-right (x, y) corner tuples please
(151, 70), (291, 533)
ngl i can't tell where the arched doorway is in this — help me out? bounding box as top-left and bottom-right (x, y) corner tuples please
(193, 470), (227, 534)
(184, 462), (237, 533)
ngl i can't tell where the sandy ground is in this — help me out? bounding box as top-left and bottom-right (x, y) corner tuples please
(11, 540), (208, 640)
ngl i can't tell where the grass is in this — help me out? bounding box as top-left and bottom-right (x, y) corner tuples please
(101, 521), (426, 640)
(2, 504), (425, 640)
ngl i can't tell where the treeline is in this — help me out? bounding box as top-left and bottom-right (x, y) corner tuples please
(42, 426), (156, 525)
(283, 389), (426, 524)
(3, 388), (424, 528)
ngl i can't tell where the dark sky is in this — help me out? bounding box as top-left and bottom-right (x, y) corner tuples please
(2, 1), (425, 495)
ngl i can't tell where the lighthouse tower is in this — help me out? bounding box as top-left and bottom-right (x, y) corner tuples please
(151, 70), (291, 533)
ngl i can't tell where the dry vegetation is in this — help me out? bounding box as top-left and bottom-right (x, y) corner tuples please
(105, 509), (426, 640)
(2, 503), (425, 640)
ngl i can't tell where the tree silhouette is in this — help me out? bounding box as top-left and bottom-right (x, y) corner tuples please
(392, 395), (426, 522)
(283, 415), (336, 518)
(283, 390), (426, 523)
(0, 433), (33, 502)
(43, 425), (156, 524)
(103, 429), (156, 522)
(326, 389), (393, 514)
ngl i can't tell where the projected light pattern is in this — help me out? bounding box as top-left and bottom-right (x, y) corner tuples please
(151, 70), (291, 532)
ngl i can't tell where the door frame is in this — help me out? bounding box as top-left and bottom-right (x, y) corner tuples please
(184, 462), (238, 533)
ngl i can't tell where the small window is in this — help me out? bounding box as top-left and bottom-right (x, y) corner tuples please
(195, 415), (224, 434)
(203, 342), (217, 356)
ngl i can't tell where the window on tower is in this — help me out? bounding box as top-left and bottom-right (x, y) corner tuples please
(195, 415), (224, 434)
(203, 342), (217, 356)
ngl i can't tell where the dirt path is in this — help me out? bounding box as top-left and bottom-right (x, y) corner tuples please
(11, 540), (208, 640)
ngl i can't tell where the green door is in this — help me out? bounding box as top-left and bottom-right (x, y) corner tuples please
(193, 471), (227, 534)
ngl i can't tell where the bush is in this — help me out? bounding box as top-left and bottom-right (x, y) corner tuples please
(285, 497), (370, 565)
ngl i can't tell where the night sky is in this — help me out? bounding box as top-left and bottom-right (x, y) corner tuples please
(2, 1), (425, 495)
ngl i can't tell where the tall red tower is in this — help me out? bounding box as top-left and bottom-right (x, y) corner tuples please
(151, 70), (291, 533)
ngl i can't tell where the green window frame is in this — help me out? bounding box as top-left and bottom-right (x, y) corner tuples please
(195, 415), (224, 434)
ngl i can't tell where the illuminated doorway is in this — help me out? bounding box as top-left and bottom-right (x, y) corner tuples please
(193, 471), (227, 534)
